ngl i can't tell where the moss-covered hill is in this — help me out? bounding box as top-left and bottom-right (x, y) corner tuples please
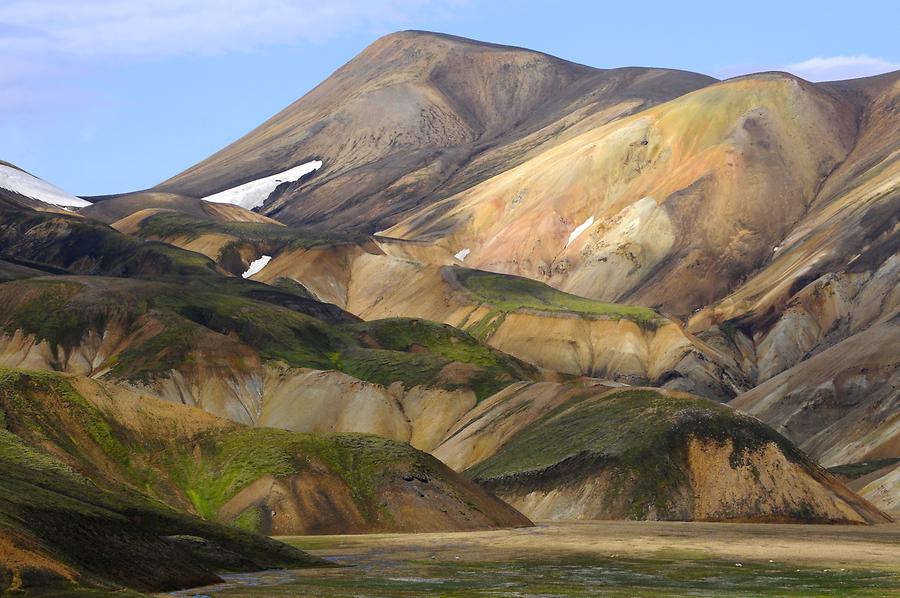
(128, 210), (366, 276)
(0, 369), (323, 595)
(0, 205), (223, 279)
(0, 275), (537, 400)
(0, 368), (530, 593)
(461, 387), (887, 524)
(453, 266), (663, 333)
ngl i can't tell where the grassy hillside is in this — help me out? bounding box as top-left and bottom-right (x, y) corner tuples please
(0, 370), (528, 541)
(0, 206), (221, 279)
(0, 370), (322, 595)
(467, 388), (802, 518)
(453, 267), (663, 331)
(0, 276), (535, 398)
(464, 387), (884, 523)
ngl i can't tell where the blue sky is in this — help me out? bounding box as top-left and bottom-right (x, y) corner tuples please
(1, 0), (898, 196)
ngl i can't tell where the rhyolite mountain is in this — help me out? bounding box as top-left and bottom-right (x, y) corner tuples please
(1, 28), (897, 596)
(149, 31), (715, 230)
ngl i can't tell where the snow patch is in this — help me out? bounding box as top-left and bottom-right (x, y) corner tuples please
(454, 248), (471, 261)
(242, 255), (272, 278)
(0, 164), (91, 208)
(566, 216), (594, 247)
(203, 160), (323, 210)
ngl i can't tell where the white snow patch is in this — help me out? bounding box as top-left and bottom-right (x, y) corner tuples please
(454, 248), (471, 261)
(242, 255), (272, 278)
(203, 160), (323, 210)
(566, 216), (594, 247)
(0, 164), (91, 208)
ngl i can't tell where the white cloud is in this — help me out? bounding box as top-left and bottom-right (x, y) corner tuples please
(0, 0), (465, 113)
(0, 1), (462, 58)
(782, 55), (899, 82)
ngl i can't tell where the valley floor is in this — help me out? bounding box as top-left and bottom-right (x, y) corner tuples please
(166, 521), (900, 597)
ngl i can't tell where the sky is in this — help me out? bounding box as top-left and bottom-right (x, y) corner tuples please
(1, 0), (898, 196)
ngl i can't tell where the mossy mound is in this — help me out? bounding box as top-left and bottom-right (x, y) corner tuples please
(343, 318), (539, 400)
(451, 266), (663, 332)
(466, 387), (885, 523)
(0, 368), (529, 556)
(0, 206), (221, 279)
(0, 370), (323, 595)
(0, 276), (536, 397)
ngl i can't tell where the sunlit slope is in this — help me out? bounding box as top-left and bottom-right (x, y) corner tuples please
(0, 276), (537, 423)
(251, 241), (749, 400)
(81, 190), (284, 226)
(157, 31), (713, 231)
(385, 73), (857, 316)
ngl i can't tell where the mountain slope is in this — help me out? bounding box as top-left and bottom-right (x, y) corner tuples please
(156, 31), (714, 231)
(384, 72), (860, 316)
(0, 369), (530, 545)
(0, 275), (538, 423)
(0, 370), (324, 595)
(441, 385), (887, 523)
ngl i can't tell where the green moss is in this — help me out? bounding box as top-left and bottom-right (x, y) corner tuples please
(0, 207), (220, 279)
(0, 367), (328, 594)
(828, 458), (900, 479)
(138, 212), (360, 250)
(232, 506), (262, 533)
(4, 281), (94, 355)
(166, 428), (431, 523)
(0, 369), (131, 469)
(468, 388), (807, 519)
(1, 276), (530, 400)
(452, 267), (662, 330)
(108, 315), (198, 383)
(343, 318), (534, 400)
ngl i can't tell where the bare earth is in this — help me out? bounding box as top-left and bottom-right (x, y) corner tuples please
(286, 520), (900, 570)
(165, 521), (900, 597)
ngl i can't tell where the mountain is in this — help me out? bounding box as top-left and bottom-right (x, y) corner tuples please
(443, 385), (886, 523)
(0, 161), (91, 213)
(2, 29), (898, 594)
(152, 31), (715, 231)
(0, 367), (529, 594)
(150, 32), (893, 492)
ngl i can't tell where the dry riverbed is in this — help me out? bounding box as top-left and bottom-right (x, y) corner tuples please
(167, 521), (900, 597)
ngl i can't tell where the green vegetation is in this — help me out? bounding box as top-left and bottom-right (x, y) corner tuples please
(0, 370), (321, 596)
(0, 276), (533, 397)
(138, 211), (361, 250)
(453, 267), (662, 330)
(4, 280), (95, 355)
(467, 388), (806, 519)
(828, 458), (900, 479)
(168, 429), (434, 524)
(0, 367), (441, 540)
(344, 318), (537, 400)
(0, 207), (221, 279)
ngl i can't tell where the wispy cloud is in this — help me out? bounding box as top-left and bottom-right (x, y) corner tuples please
(782, 55), (899, 81)
(0, 0), (464, 112)
(0, 1), (463, 57)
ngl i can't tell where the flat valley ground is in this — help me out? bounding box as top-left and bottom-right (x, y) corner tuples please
(167, 521), (900, 597)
